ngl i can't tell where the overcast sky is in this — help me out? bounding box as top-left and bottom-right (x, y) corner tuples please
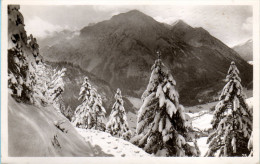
(20, 5), (252, 47)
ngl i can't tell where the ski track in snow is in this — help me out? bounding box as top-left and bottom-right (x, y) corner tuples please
(76, 128), (151, 157)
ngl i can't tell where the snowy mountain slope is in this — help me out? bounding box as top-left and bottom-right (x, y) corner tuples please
(232, 39), (253, 61)
(8, 94), (110, 157)
(76, 128), (150, 157)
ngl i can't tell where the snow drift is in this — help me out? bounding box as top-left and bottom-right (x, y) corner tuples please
(8, 94), (110, 157)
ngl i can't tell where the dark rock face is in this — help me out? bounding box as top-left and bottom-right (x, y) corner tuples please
(40, 10), (253, 106)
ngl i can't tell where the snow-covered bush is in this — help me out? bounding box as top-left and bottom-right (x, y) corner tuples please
(73, 77), (106, 130)
(205, 61), (252, 157)
(134, 53), (197, 156)
(106, 88), (131, 139)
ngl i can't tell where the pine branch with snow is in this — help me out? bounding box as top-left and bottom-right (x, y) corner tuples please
(205, 61), (252, 157)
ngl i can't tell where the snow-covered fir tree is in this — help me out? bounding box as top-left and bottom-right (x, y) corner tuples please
(73, 77), (106, 131)
(30, 61), (50, 107)
(72, 77), (93, 128)
(205, 61), (252, 157)
(132, 51), (197, 156)
(106, 88), (132, 139)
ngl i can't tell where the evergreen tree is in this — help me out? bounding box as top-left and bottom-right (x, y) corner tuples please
(205, 61), (252, 157)
(72, 77), (93, 128)
(47, 67), (66, 113)
(132, 51), (196, 156)
(73, 77), (106, 131)
(106, 88), (131, 139)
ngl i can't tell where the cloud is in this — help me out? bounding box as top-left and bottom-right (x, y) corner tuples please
(242, 17), (252, 32)
(24, 16), (67, 38)
(20, 5), (252, 46)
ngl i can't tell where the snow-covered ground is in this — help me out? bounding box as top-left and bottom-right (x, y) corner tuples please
(191, 113), (213, 131)
(76, 128), (150, 157)
(197, 137), (209, 156)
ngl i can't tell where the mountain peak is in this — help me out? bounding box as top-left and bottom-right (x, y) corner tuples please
(172, 19), (192, 29)
(111, 9), (155, 23)
(125, 9), (144, 15)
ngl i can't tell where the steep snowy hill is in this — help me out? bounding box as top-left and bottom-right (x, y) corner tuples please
(40, 10), (252, 106)
(8, 94), (110, 157)
(232, 39), (253, 61)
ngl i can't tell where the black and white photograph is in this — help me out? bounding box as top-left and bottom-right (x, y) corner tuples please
(1, 0), (259, 163)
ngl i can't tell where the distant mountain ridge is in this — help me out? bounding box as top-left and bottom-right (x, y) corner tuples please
(39, 10), (253, 106)
(232, 39), (253, 61)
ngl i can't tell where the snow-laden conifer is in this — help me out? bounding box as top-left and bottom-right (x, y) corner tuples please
(106, 88), (131, 139)
(72, 77), (92, 128)
(205, 61), (252, 157)
(73, 77), (106, 131)
(132, 51), (197, 156)
(30, 61), (50, 106)
(46, 67), (66, 113)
